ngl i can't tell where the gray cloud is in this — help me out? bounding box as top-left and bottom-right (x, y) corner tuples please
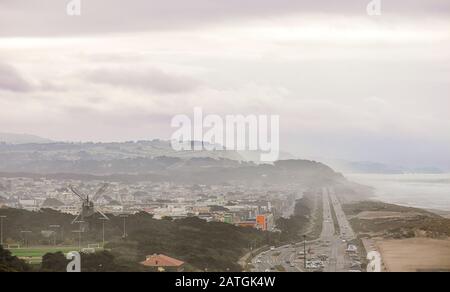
(0, 0), (449, 36)
(84, 67), (201, 94)
(0, 1), (449, 169)
(0, 63), (33, 92)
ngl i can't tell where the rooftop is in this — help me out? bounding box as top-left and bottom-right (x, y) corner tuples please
(140, 254), (184, 267)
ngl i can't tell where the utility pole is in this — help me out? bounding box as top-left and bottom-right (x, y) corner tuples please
(20, 231), (32, 248)
(99, 217), (108, 248)
(74, 221), (84, 249)
(120, 214), (128, 239)
(303, 235), (307, 270)
(49, 225), (60, 246)
(0, 216), (6, 246)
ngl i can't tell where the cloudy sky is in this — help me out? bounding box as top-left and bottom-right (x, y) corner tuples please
(0, 0), (449, 169)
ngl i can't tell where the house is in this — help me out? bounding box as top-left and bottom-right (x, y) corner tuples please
(140, 254), (185, 272)
(346, 244), (358, 253)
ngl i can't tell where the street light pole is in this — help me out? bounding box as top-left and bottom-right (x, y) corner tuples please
(74, 221), (84, 249)
(303, 235), (307, 270)
(120, 214), (128, 239)
(49, 225), (60, 246)
(20, 231), (32, 248)
(0, 216), (6, 246)
(99, 217), (108, 248)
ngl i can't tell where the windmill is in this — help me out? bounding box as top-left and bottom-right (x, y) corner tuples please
(69, 183), (110, 231)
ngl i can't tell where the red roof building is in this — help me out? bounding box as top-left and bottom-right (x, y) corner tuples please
(140, 254), (185, 271)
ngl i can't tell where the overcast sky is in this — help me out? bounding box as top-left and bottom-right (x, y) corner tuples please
(0, 0), (449, 169)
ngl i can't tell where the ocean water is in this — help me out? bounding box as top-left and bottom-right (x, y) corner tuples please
(346, 173), (450, 212)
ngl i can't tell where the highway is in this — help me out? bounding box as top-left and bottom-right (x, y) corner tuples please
(251, 187), (360, 272)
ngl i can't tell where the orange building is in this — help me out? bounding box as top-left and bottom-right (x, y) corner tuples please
(256, 214), (274, 231)
(256, 215), (267, 231)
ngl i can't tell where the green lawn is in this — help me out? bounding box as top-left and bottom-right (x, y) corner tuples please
(10, 246), (78, 262)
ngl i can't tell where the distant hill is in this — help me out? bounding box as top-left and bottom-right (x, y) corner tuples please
(0, 158), (344, 186)
(0, 136), (298, 163)
(0, 140), (344, 185)
(238, 150), (296, 162)
(0, 133), (53, 144)
(0, 139), (243, 162)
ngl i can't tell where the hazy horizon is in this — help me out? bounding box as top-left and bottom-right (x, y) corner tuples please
(1, 0), (449, 170)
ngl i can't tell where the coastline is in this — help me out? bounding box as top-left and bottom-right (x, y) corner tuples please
(346, 173), (450, 212)
(342, 190), (450, 272)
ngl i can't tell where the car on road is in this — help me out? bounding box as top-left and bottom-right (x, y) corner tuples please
(318, 254), (328, 261)
(270, 246), (275, 251)
(306, 262), (320, 270)
(351, 263), (361, 269)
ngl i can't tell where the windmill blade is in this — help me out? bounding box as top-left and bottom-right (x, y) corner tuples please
(71, 212), (81, 224)
(95, 207), (109, 220)
(69, 185), (87, 201)
(92, 183), (109, 202)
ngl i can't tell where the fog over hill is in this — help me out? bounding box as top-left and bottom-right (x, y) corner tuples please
(0, 140), (344, 185)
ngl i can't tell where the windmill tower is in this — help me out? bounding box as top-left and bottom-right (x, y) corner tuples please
(69, 183), (109, 232)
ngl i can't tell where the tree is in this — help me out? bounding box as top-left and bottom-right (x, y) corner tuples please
(41, 252), (68, 272)
(0, 245), (30, 272)
(81, 251), (118, 272)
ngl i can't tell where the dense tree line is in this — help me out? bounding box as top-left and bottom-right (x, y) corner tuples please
(0, 208), (280, 271)
(0, 197), (318, 272)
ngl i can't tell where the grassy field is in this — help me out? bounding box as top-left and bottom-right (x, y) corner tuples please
(8, 246), (93, 264)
